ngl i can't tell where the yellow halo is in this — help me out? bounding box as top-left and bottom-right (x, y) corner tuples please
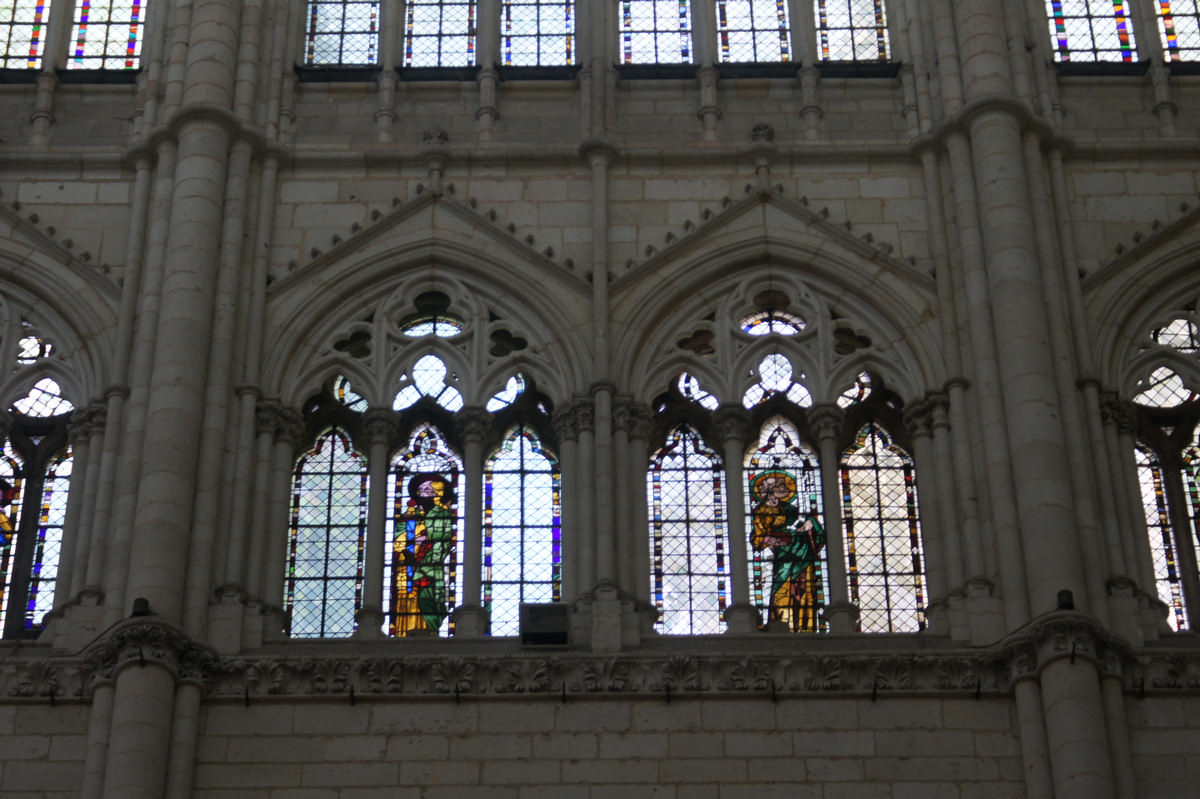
(750, 470), (797, 503)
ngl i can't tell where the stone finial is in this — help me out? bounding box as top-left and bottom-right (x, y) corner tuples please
(422, 127), (449, 145)
(808, 404), (845, 442)
(751, 122), (776, 142)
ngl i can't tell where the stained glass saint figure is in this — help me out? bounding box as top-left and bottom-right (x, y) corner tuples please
(749, 469), (825, 631)
(392, 471), (457, 634)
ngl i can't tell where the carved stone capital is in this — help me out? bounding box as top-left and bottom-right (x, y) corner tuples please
(996, 611), (1128, 684)
(363, 408), (399, 446)
(928, 393), (951, 431)
(275, 408), (306, 448)
(457, 407), (491, 445)
(1100, 394), (1137, 433)
(901, 400), (935, 440)
(553, 399), (594, 441)
(808, 404), (844, 442)
(82, 618), (218, 694)
(67, 412), (92, 442)
(714, 406), (751, 443)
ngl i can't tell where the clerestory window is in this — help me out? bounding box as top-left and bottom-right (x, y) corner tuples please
(814, 0), (889, 61)
(0, 0), (51, 68)
(66, 0), (146, 69)
(1045, 0), (1136, 62)
(304, 0), (380, 65)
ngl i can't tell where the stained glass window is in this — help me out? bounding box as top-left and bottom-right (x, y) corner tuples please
(333, 374), (368, 412)
(620, 0), (693, 64)
(26, 448), (68, 631)
(1046, 0), (1136, 62)
(0, 443), (24, 634)
(398, 292), (465, 337)
(393, 355), (464, 411)
(741, 309), (806, 336)
(484, 425), (561, 635)
(11, 378), (73, 418)
(716, 0), (790, 62)
(0, 0), (50, 69)
(649, 426), (729, 634)
(285, 429), (368, 638)
(1158, 1), (1200, 59)
(837, 371), (872, 408)
(386, 423), (464, 636)
(487, 374), (526, 412)
(1134, 366), (1198, 407)
(814, 0), (889, 61)
(304, 0), (380, 65)
(1154, 317), (1200, 354)
(1137, 443), (1191, 630)
(66, 0), (145, 69)
(502, 0), (574, 66)
(16, 331), (53, 365)
(678, 373), (720, 410)
(404, 0), (477, 67)
(840, 423), (925, 632)
(745, 417), (827, 632)
(742, 353), (813, 409)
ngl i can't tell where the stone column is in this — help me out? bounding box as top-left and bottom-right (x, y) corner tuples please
(263, 409), (305, 631)
(1101, 397), (1159, 601)
(244, 402), (280, 603)
(566, 399), (596, 591)
(454, 407), (491, 636)
(809, 404), (855, 632)
(715, 406), (756, 633)
(612, 401), (636, 593)
(928, 396), (965, 591)
(60, 410), (93, 602)
(358, 409), (397, 636)
(626, 404), (654, 613)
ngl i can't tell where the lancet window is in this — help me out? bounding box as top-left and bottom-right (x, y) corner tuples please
(304, 0), (380, 65)
(1157, 0), (1200, 60)
(386, 423), (464, 636)
(0, 375), (73, 637)
(1045, 0), (1136, 62)
(67, 0), (146, 69)
(285, 428), (368, 638)
(0, 0), (50, 68)
(1130, 313), (1200, 630)
(715, 0), (791, 62)
(502, 0), (575, 65)
(404, 0), (477, 66)
(814, 0), (889, 61)
(620, 0), (694, 63)
(649, 425), (729, 634)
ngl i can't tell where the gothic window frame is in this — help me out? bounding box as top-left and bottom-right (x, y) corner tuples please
(619, 0), (695, 64)
(403, 0), (478, 67)
(501, 0), (576, 66)
(0, 0), (52, 69)
(813, 0), (890, 61)
(0, 384), (74, 639)
(715, 0), (792, 63)
(1045, 0), (1137, 63)
(66, 0), (147, 70)
(1156, 0), (1200, 61)
(303, 0), (381, 66)
(284, 425), (369, 639)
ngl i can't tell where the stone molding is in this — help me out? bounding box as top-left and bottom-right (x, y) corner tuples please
(6, 612), (1200, 704)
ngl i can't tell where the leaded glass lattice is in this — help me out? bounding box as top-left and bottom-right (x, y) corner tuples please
(285, 429), (368, 638)
(386, 424), (464, 636)
(742, 353), (813, 409)
(393, 355), (464, 411)
(0, 444), (24, 635)
(404, 0), (477, 67)
(621, 0), (693, 64)
(840, 423), (925, 633)
(814, 0), (889, 61)
(305, 0), (380, 65)
(716, 0), (790, 62)
(1158, 1), (1200, 59)
(649, 426), (729, 634)
(1135, 366), (1197, 408)
(0, 0), (50, 68)
(11, 378), (72, 418)
(746, 418), (827, 632)
(503, 0), (575, 66)
(1046, 0), (1136, 62)
(67, 0), (145, 69)
(1137, 443), (1190, 629)
(27, 447), (68, 630)
(484, 426), (562, 635)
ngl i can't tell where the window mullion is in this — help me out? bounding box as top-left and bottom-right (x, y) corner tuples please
(1163, 461), (1200, 627)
